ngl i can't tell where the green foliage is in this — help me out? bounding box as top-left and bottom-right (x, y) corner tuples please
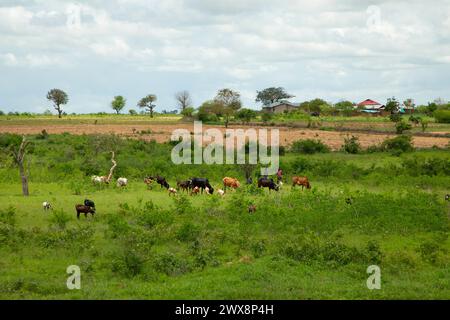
(137, 94), (157, 117)
(181, 107), (195, 117)
(342, 135), (361, 154)
(433, 109), (450, 123)
(395, 121), (412, 134)
(49, 209), (71, 230)
(111, 96), (126, 114)
(385, 97), (399, 113)
(290, 139), (330, 154)
(261, 112), (273, 123)
(0, 206), (16, 227)
(235, 108), (257, 123)
(256, 87), (293, 106)
(46, 89), (68, 118)
(381, 135), (414, 155)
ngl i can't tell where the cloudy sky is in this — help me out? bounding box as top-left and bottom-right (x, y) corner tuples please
(1, 0), (450, 114)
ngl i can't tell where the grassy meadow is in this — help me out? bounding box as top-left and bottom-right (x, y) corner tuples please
(0, 132), (449, 299)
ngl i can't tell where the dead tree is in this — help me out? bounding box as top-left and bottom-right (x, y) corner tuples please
(11, 136), (30, 196)
(106, 151), (117, 183)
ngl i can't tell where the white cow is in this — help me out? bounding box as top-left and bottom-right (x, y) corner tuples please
(116, 177), (128, 187)
(217, 189), (225, 196)
(42, 201), (52, 210)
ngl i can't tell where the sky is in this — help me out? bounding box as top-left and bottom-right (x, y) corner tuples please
(1, 0), (450, 114)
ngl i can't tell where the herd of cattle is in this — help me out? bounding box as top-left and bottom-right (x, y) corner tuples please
(42, 175), (313, 218)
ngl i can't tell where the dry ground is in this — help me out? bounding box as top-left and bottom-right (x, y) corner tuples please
(0, 122), (449, 150)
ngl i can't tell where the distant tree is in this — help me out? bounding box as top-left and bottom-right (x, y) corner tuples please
(256, 87), (294, 106)
(137, 94), (157, 118)
(111, 96), (126, 114)
(426, 102), (438, 115)
(129, 109), (137, 115)
(46, 89), (68, 118)
(385, 97), (400, 114)
(214, 88), (242, 128)
(403, 98), (415, 112)
(335, 101), (355, 116)
(0, 110), (4, 115)
(300, 98), (329, 113)
(175, 91), (192, 111)
(235, 108), (257, 124)
(261, 112), (274, 123)
(181, 107), (195, 118)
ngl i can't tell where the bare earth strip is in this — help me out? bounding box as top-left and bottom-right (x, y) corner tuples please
(0, 123), (448, 150)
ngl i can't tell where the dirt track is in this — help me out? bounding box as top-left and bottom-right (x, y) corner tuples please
(0, 123), (448, 150)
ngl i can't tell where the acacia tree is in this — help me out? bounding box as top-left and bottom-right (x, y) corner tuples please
(175, 91), (192, 111)
(111, 96), (126, 114)
(214, 88), (242, 128)
(10, 136), (30, 196)
(256, 87), (294, 106)
(46, 89), (68, 118)
(138, 94), (157, 118)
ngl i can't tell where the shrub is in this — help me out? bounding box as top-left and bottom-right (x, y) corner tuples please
(0, 206), (16, 227)
(112, 249), (146, 277)
(172, 195), (192, 215)
(395, 121), (412, 134)
(153, 252), (191, 276)
(341, 135), (361, 154)
(381, 135), (414, 155)
(49, 209), (71, 230)
(176, 223), (200, 242)
(433, 109), (450, 123)
(290, 139), (330, 154)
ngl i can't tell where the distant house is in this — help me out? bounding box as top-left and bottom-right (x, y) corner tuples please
(357, 99), (386, 114)
(262, 100), (300, 114)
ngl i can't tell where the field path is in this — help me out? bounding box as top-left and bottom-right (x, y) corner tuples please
(0, 123), (448, 150)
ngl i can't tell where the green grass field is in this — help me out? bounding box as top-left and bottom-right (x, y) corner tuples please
(0, 133), (449, 299)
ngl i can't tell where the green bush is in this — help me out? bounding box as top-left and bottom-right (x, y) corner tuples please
(395, 121), (412, 134)
(381, 135), (414, 155)
(290, 139), (330, 154)
(433, 109), (450, 123)
(341, 135), (361, 154)
(48, 209), (71, 230)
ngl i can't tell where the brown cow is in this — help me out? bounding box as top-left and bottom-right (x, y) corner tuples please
(75, 205), (95, 219)
(223, 177), (240, 190)
(292, 176), (311, 190)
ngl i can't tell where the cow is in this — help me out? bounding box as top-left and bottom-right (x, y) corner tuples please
(177, 180), (192, 192)
(92, 175), (108, 184)
(75, 205), (95, 219)
(156, 175), (170, 189)
(257, 177), (279, 191)
(117, 177), (128, 187)
(84, 199), (96, 209)
(42, 201), (51, 210)
(217, 189), (225, 196)
(191, 177), (214, 194)
(144, 176), (155, 189)
(191, 186), (200, 196)
(248, 204), (257, 213)
(168, 187), (177, 196)
(223, 177), (240, 190)
(292, 176), (311, 190)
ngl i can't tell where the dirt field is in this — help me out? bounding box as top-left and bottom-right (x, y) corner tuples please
(0, 122), (448, 150)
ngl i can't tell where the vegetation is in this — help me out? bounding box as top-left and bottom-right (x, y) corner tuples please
(46, 89), (69, 118)
(111, 96), (126, 115)
(255, 87), (294, 106)
(137, 94), (157, 118)
(0, 132), (448, 299)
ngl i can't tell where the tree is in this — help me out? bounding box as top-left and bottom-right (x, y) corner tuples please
(256, 87), (294, 106)
(111, 96), (126, 114)
(214, 88), (242, 128)
(403, 98), (415, 112)
(175, 91), (192, 111)
(335, 101), (355, 116)
(181, 107), (195, 118)
(385, 97), (400, 114)
(10, 136), (30, 196)
(46, 89), (68, 118)
(138, 94), (157, 118)
(235, 108), (257, 124)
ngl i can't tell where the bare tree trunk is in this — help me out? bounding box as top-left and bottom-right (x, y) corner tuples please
(106, 151), (117, 183)
(12, 136), (30, 196)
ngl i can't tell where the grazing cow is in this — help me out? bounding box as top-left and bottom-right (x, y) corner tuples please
(75, 205), (95, 219)
(117, 177), (128, 187)
(248, 204), (257, 213)
(92, 175), (108, 184)
(84, 199), (96, 209)
(257, 177), (279, 191)
(42, 201), (51, 210)
(292, 176), (311, 190)
(191, 177), (214, 194)
(217, 189), (225, 196)
(144, 176), (155, 189)
(168, 187), (177, 196)
(177, 180), (192, 192)
(191, 186), (200, 196)
(156, 175), (170, 189)
(223, 177), (240, 190)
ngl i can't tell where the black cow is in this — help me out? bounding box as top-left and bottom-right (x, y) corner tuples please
(257, 177), (279, 191)
(84, 199), (95, 209)
(155, 175), (170, 189)
(191, 177), (214, 194)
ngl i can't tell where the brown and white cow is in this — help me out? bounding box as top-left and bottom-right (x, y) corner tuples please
(223, 177), (240, 190)
(292, 176), (311, 190)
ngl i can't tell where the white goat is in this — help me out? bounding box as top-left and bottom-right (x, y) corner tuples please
(116, 177), (128, 187)
(42, 201), (52, 210)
